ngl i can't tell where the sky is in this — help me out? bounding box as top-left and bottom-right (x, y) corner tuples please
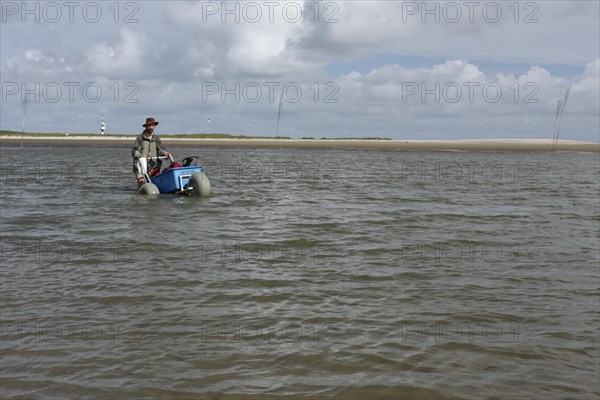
(0, 0), (599, 141)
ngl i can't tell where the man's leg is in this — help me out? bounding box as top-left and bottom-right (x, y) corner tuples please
(135, 158), (147, 189)
(137, 157), (148, 176)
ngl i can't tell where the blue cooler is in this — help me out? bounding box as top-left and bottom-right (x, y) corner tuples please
(151, 166), (202, 194)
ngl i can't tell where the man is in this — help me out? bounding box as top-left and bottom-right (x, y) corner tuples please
(132, 117), (171, 188)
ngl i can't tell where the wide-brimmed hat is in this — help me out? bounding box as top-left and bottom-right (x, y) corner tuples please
(143, 117), (159, 127)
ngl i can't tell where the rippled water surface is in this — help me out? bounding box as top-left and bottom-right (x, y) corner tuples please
(1, 144), (599, 399)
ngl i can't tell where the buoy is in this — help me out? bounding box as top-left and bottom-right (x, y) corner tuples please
(188, 172), (211, 196)
(139, 183), (160, 195)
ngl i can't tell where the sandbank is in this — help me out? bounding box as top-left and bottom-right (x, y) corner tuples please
(1, 136), (598, 152)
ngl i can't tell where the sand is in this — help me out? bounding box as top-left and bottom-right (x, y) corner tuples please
(1, 136), (598, 152)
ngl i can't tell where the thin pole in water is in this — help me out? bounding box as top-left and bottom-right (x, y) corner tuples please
(552, 84), (571, 155)
(275, 90), (284, 141)
(20, 96), (30, 149)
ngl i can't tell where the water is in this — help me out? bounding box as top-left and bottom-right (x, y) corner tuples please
(1, 144), (598, 399)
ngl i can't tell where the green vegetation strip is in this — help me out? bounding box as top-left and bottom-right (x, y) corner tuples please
(2, 131), (390, 140)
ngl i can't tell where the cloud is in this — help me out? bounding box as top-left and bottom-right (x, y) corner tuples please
(568, 59), (600, 115)
(334, 58), (598, 135)
(85, 28), (145, 79)
(24, 49), (55, 63)
(163, 1), (321, 77)
(1, 47), (71, 79)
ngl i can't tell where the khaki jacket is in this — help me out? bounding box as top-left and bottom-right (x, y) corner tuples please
(132, 130), (168, 173)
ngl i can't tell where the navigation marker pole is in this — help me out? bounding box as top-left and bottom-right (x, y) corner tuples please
(552, 85), (570, 155)
(275, 90), (285, 142)
(20, 96), (30, 149)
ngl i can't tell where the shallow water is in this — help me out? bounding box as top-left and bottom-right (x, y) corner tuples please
(1, 144), (599, 399)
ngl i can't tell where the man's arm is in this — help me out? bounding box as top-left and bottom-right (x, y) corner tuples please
(156, 137), (168, 157)
(132, 136), (143, 158)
